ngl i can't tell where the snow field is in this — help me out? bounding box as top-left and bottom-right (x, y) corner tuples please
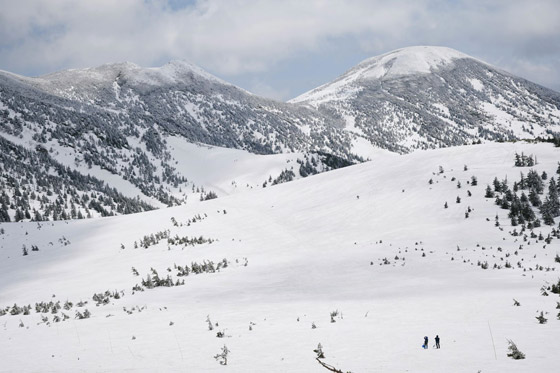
(0, 142), (559, 372)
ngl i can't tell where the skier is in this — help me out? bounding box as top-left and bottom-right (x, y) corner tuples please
(435, 335), (440, 349)
(423, 336), (428, 349)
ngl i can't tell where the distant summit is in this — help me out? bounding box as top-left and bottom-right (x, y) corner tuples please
(290, 46), (560, 153)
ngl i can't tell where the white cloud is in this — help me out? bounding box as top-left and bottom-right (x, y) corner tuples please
(0, 0), (558, 92)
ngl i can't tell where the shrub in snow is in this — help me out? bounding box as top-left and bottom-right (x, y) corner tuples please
(201, 191), (218, 201)
(507, 339), (525, 359)
(206, 315), (214, 331)
(214, 344), (229, 365)
(314, 343), (325, 359)
(75, 309), (91, 319)
(550, 279), (560, 294)
(513, 299), (520, 306)
(330, 310), (339, 323)
(536, 311), (547, 324)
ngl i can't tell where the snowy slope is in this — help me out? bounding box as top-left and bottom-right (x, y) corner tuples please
(291, 46), (560, 154)
(0, 58), (358, 219)
(292, 46), (471, 104)
(1, 142), (559, 372)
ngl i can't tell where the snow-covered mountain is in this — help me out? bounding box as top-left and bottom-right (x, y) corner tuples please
(0, 61), (358, 221)
(291, 46), (560, 153)
(1, 46), (560, 222)
(1, 141), (559, 372)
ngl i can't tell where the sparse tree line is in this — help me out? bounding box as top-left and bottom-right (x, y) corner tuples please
(0, 136), (155, 222)
(0, 297), (91, 327)
(133, 258), (234, 292)
(129, 228), (215, 250)
(513, 152), (537, 167)
(487, 161), (560, 227)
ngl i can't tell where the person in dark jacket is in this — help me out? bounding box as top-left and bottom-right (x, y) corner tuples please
(423, 336), (428, 349)
(435, 335), (440, 349)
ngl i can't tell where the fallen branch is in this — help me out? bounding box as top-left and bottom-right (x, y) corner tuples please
(316, 357), (347, 373)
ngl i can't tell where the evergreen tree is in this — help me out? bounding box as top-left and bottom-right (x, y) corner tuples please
(493, 177), (501, 192)
(547, 179), (560, 216)
(529, 188), (541, 207)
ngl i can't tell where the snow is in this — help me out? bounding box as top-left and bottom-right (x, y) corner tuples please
(291, 46), (471, 105)
(468, 77), (484, 91)
(350, 135), (395, 160)
(432, 103), (450, 117)
(165, 136), (304, 195)
(481, 102), (549, 138)
(8, 60), (229, 103)
(1, 142), (559, 372)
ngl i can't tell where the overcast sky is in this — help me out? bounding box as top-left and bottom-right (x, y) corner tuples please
(1, 0), (559, 100)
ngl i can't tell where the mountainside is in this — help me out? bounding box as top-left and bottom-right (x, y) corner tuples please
(1, 142), (560, 372)
(2, 47), (560, 222)
(291, 46), (560, 153)
(0, 61), (358, 221)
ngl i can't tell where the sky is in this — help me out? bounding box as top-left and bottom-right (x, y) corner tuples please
(0, 0), (559, 101)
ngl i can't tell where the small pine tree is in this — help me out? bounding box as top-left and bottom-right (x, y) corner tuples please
(536, 311), (547, 324)
(314, 343), (325, 359)
(507, 340), (525, 359)
(214, 344), (229, 365)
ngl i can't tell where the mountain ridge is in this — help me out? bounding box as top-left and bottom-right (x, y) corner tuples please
(1, 45), (559, 221)
(290, 46), (560, 153)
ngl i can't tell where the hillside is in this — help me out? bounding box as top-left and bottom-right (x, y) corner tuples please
(1, 142), (559, 372)
(0, 61), (358, 220)
(2, 48), (560, 223)
(291, 46), (560, 153)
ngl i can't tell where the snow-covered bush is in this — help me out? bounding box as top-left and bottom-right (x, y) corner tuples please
(214, 344), (229, 365)
(314, 343), (325, 359)
(536, 311), (547, 324)
(506, 339), (525, 359)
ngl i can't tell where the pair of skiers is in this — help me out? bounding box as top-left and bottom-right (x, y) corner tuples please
(423, 335), (440, 349)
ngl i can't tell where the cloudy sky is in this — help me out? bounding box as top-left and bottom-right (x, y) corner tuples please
(1, 0), (559, 100)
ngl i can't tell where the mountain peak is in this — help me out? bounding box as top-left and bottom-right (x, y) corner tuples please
(357, 46), (470, 79)
(290, 46), (472, 104)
